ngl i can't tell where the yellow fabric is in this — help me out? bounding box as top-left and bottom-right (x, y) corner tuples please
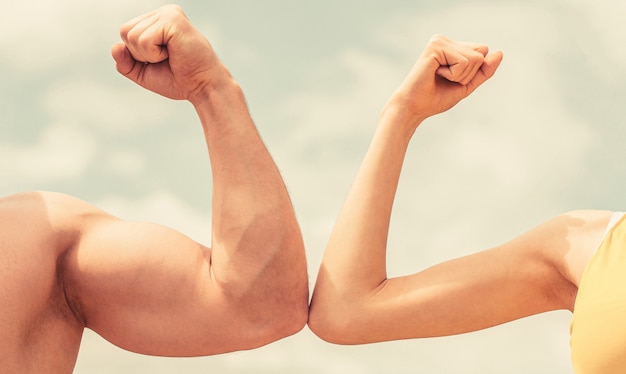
(571, 215), (626, 373)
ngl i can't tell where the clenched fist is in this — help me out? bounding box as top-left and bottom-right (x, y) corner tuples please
(391, 35), (503, 126)
(111, 5), (227, 106)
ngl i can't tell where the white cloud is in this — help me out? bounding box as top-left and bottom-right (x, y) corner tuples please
(103, 149), (146, 176)
(43, 79), (180, 132)
(0, 122), (96, 181)
(283, 49), (403, 142)
(377, 2), (562, 53)
(566, 0), (626, 74)
(193, 20), (258, 68)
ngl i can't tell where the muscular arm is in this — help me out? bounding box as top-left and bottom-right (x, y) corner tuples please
(307, 36), (601, 344)
(63, 6), (307, 356)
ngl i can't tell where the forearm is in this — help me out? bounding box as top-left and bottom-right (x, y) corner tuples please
(194, 76), (291, 237)
(316, 102), (420, 298)
(193, 72), (308, 321)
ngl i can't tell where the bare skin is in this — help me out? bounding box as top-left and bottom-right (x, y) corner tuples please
(0, 5), (308, 373)
(308, 35), (613, 345)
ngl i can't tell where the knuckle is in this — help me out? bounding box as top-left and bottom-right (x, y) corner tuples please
(429, 34), (448, 43)
(161, 4), (192, 33)
(136, 34), (152, 51)
(164, 4), (184, 13)
(469, 52), (485, 65)
(457, 55), (469, 68)
(125, 27), (142, 46)
(427, 34), (450, 49)
(119, 23), (133, 41)
(163, 4), (187, 20)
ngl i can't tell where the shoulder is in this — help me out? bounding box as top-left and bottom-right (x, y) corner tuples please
(547, 210), (615, 285)
(0, 191), (117, 253)
(0, 191), (107, 338)
(519, 210), (614, 309)
(0, 190), (107, 217)
(479, 210), (614, 313)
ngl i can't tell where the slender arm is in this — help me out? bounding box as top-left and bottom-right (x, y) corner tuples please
(308, 35), (584, 344)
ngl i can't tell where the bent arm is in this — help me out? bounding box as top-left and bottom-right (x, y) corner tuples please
(64, 6), (308, 357)
(62, 81), (307, 356)
(307, 102), (572, 344)
(307, 99), (603, 344)
(308, 36), (587, 344)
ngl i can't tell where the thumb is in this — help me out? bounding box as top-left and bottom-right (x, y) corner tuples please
(481, 51), (504, 79)
(111, 43), (137, 77)
(466, 51), (503, 95)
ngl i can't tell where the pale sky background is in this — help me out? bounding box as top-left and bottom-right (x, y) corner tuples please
(1, 0), (626, 373)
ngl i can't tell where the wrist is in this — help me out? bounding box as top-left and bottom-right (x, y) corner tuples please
(379, 95), (426, 140)
(192, 75), (254, 138)
(188, 62), (239, 108)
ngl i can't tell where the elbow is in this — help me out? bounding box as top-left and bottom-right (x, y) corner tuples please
(262, 271), (310, 343)
(270, 295), (309, 340)
(307, 265), (381, 345)
(262, 232), (309, 342)
(308, 290), (365, 345)
(307, 303), (344, 344)
(235, 244), (310, 349)
(212, 207), (310, 348)
(240, 287), (309, 350)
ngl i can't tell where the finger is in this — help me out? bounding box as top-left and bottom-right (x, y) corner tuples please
(111, 43), (150, 86)
(465, 51), (503, 95)
(480, 51), (504, 80)
(111, 43), (136, 76)
(138, 21), (170, 63)
(474, 45), (489, 57)
(435, 48), (485, 85)
(121, 15), (168, 64)
(458, 41), (489, 57)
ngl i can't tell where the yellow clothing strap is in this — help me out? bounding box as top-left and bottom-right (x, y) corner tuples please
(571, 213), (626, 373)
